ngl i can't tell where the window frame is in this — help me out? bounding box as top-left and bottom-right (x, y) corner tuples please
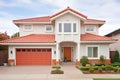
(45, 26), (53, 32)
(23, 25), (33, 31)
(85, 26), (95, 32)
(86, 45), (99, 59)
(57, 21), (78, 34)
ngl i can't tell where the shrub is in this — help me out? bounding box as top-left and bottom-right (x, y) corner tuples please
(51, 69), (64, 74)
(113, 50), (120, 63)
(113, 67), (118, 72)
(80, 56), (88, 66)
(93, 66), (98, 70)
(98, 67), (102, 73)
(101, 66), (106, 70)
(52, 64), (61, 69)
(105, 65), (113, 71)
(100, 55), (105, 64)
(110, 62), (120, 67)
(80, 66), (89, 71)
(89, 67), (94, 73)
(95, 64), (105, 66)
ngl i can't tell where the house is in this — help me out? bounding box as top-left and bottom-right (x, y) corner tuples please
(0, 7), (117, 65)
(106, 28), (120, 53)
(105, 28), (120, 62)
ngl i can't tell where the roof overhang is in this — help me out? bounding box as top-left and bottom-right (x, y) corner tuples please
(0, 42), (56, 45)
(81, 41), (116, 43)
(50, 10), (87, 21)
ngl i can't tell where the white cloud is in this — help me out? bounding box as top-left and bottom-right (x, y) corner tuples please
(0, 0), (120, 36)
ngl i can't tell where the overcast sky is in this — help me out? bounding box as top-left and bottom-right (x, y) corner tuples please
(0, 0), (120, 36)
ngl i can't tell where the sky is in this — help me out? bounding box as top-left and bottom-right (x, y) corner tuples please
(0, 0), (120, 36)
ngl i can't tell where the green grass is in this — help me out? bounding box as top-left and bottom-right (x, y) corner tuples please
(94, 78), (120, 80)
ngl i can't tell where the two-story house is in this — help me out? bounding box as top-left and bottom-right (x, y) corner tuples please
(0, 7), (117, 65)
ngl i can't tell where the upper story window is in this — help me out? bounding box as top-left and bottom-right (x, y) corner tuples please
(46, 26), (53, 32)
(58, 22), (77, 33)
(24, 25), (33, 31)
(86, 27), (94, 32)
(64, 23), (71, 32)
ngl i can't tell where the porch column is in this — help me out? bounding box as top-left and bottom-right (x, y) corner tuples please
(56, 42), (60, 64)
(76, 42), (80, 65)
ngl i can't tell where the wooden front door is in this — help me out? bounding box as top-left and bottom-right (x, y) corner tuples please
(64, 47), (71, 61)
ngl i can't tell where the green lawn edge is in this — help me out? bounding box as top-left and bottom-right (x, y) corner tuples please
(94, 78), (120, 80)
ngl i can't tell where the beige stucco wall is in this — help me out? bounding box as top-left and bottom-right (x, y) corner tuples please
(19, 24), (55, 36)
(109, 34), (120, 53)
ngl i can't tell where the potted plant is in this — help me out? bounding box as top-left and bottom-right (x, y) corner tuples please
(64, 57), (67, 62)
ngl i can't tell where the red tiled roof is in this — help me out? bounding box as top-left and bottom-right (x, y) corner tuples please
(13, 16), (50, 22)
(84, 19), (105, 23)
(81, 33), (116, 41)
(1, 34), (55, 43)
(13, 8), (105, 24)
(50, 7), (87, 19)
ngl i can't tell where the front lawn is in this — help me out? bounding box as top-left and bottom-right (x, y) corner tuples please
(94, 78), (120, 80)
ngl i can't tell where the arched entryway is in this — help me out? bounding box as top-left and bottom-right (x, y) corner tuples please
(59, 41), (77, 62)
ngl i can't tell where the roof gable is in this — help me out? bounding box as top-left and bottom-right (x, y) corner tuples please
(50, 7), (87, 20)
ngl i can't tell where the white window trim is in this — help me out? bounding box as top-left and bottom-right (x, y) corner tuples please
(85, 26), (95, 33)
(45, 26), (53, 32)
(57, 21), (78, 34)
(23, 25), (33, 31)
(86, 45), (99, 59)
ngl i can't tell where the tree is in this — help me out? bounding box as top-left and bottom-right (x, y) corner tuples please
(113, 50), (120, 63)
(80, 56), (89, 66)
(0, 32), (9, 50)
(11, 32), (19, 38)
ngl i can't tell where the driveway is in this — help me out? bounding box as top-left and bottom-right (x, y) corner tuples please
(0, 66), (51, 74)
(0, 65), (120, 80)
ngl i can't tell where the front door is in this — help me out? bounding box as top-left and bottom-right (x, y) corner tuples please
(64, 47), (71, 61)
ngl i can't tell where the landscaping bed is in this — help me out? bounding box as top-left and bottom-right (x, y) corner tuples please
(76, 65), (120, 74)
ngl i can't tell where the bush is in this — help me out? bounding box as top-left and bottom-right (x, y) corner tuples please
(76, 65), (81, 69)
(95, 64), (105, 66)
(93, 66), (98, 70)
(51, 69), (64, 74)
(101, 66), (106, 70)
(98, 67), (102, 73)
(80, 66), (89, 71)
(80, 56), (88, 66)
(110, 62), (120, 67)
(113, 67), (118, 72)
(100, 55), (105, 64)
(52, 64), (61, 69)
(89, 67), (94, 73)
(113, 50), (120, 63)
(105, 65), (113, 71)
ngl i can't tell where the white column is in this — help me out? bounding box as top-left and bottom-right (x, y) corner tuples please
(56, 43), (59, 61)
(77, 42), (80, 61)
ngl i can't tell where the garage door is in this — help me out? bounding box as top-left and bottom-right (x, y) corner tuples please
(16, 48), (51, 65)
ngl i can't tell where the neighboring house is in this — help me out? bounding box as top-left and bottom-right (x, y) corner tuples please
(105, 28), (120, 53)
(0, 7), (117, 65)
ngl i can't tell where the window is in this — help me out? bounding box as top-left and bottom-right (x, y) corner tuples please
(59, 23), (62, 32)
(73, 23), (76, 32)
(24, 26), (32, 31)
(64, 23), (71, 32)
(87, 46), (98, 58)
(46, 26), (53, 32)
(58, 22), (77, 33)
(86, 27), (94, 31)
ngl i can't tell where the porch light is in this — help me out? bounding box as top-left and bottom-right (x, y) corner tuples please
(54, 51), (56, 54)
(10, 51), (13, 54)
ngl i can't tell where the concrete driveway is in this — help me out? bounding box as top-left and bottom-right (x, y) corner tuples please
(0, 65), (120, 80)
(0, 66), (51, 74)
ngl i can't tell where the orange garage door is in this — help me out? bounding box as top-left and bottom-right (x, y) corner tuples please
(16, 48), (51, 65)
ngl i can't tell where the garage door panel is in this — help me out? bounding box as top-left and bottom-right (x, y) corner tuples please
(16, 48), (51, 65)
